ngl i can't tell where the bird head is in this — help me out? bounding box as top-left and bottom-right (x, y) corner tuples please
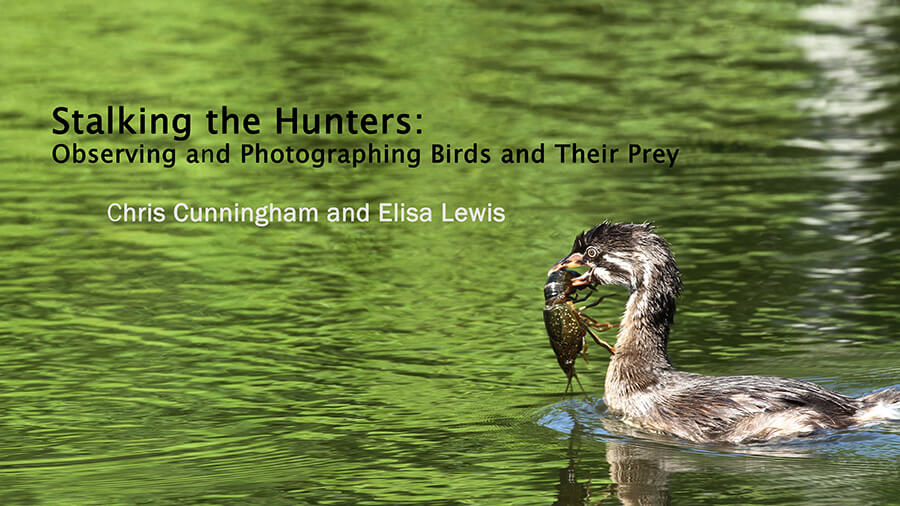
(550, 222), (678, 293)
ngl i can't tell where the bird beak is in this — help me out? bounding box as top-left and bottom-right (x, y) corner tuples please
(548, 252), (585, 276)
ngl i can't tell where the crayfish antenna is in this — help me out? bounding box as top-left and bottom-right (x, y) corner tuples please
(562, 376), (573, 400)
(574, 373), (587, 396)
(579, 292), (618, 311)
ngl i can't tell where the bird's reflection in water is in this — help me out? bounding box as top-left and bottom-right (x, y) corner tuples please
(547, 399), (672, 505)
(604, 439), (672, 505)
(541, 399), (864, 506)
(552, 416), (672, 505)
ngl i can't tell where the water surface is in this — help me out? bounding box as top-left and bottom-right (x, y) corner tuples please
(1, 0), (899, 503)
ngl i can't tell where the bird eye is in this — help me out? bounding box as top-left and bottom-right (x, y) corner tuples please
(586, 246), (600, 258)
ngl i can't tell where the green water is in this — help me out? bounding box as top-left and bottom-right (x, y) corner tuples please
(2, 0), (899, 504)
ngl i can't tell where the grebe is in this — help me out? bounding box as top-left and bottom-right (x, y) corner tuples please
(550, 222), (900, 444)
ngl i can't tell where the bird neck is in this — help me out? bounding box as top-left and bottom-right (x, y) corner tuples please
(604, 281), (678, 401)
(613, 262), (680, 371)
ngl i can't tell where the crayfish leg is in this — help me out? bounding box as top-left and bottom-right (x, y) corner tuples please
(580, 312), (619, 333)
(583, 324), (616, 356)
